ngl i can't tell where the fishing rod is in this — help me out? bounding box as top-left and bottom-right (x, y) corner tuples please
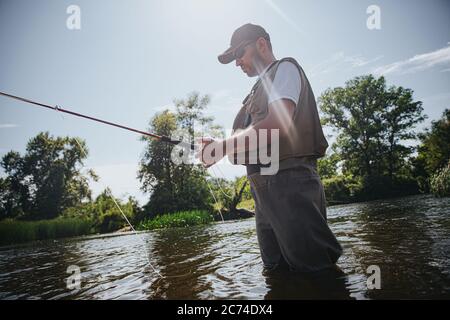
(0, 91), (196, 151)
(1, 90), (226, 228)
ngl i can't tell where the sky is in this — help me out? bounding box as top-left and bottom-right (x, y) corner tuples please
(1, 0), (449, 204)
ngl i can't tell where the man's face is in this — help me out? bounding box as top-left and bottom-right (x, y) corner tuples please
(234, 42), (263, 78)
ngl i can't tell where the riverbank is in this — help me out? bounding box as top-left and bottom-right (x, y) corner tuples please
(0, 218), (93, 246)
(2, 191), (445, 246)
(0, 210), (223, 246)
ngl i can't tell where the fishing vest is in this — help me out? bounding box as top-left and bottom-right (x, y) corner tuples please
(230, 57), (328, 172)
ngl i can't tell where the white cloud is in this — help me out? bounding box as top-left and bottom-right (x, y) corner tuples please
(0, 124), (18, 129)
(309, 52), (383, 77)
(372, 44), (450, 76)
(344, 55), (384, 68)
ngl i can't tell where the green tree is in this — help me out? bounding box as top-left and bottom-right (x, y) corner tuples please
(318, 153), (340, 179)
(172, 91), (224, 214)
(89, 189), (136, 233)
(62, 188), (138, 232)
(138, 110), (179, 216)
(430, 160), (450, 197)
(138, 92), (223, 217)
(319, 75), (425, 197)
(413, 109), (450, 191)
(210, 176), (250, 213)
(0, 132), (95, 220)
(381, 86), (426, 181)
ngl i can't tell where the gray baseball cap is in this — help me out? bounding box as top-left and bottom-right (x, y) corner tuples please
(218, 23), (270, 64)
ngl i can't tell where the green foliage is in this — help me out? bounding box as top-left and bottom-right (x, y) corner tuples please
(0, 217), (93, 246)
(208, 176), (250, 213)
(414, 109), (450, 192)
(237, 176), (253, 201)
(322, 172), (419, 205)
(138, 92), (223, 218)
(0, 176), (25, 219)
(62, 188), (138, 233)
(0, 132), (95, 220)
(137, 210), (213, 230)
(322, 175), (363, 204)
(318, 153), (340, 179)
(318, 75), (426, 199)
(0, 189), (140, 244)
(430, 160), (450, 197)
(237, 198), (255, 211)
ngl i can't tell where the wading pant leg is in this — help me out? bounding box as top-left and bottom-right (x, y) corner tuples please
(249, 176), (283, 270)
(249, 167), (343, 273)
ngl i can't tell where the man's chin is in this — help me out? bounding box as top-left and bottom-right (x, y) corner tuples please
(243, 70), (257, 77)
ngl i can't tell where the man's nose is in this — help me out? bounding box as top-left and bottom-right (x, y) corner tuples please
(235, 59), (242, 67)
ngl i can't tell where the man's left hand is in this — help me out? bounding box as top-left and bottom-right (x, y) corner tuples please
(195, 137), (224, 168)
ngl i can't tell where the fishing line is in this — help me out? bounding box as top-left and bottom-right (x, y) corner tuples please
(0, 91), (201, 280)
(1, 91), (250, 279)
(211, 165), (234, 199)
(71, 134), (163, 279)
(68, 116), (198, 280)
(199, 124), (226, 222)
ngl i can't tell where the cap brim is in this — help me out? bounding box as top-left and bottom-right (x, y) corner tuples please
(218, 46), (236, 64)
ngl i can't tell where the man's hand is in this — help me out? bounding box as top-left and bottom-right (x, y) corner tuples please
(195, 137), (224, 168)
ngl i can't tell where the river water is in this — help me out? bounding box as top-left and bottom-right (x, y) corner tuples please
(0, 194), (449, 300)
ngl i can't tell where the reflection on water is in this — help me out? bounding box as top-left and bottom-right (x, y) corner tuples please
(0, 194), (449, 299)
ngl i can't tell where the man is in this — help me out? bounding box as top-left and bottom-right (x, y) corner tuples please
(198, 23), (342, 273)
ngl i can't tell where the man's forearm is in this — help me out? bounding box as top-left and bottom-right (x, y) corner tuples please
(222, 100), (295, 156)
(221, 115), (282, 156)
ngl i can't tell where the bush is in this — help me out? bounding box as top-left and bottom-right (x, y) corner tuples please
(322, 175), (362, 204)
(137, 210), (213, 230)
(96, 210), (127, 233)
(430, 160), (450, 197)
(332, 174), (420, 202)
(61, 190), (139, 233)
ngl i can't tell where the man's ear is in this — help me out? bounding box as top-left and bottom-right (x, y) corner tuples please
(256, 37), (267, 53)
